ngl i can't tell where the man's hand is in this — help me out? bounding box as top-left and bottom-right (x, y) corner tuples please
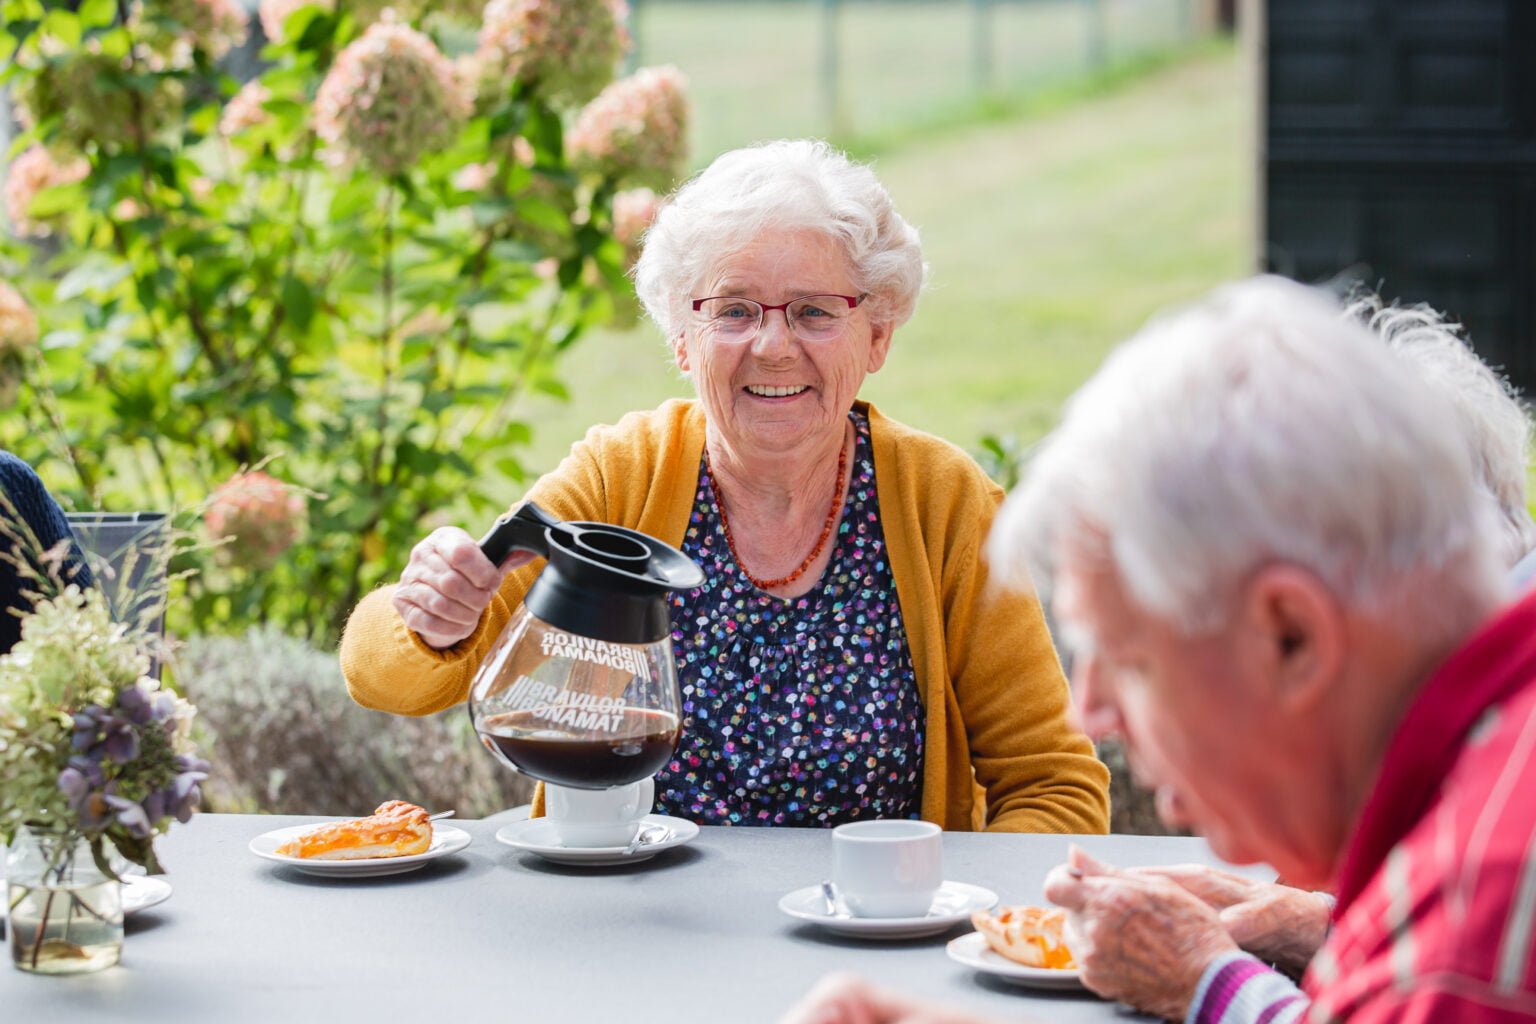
(1044, 846), (1238, 1022)
(778, 973), (1003, 1024)
(391, 527), (533, 650)
(1131, 864), (1331, 976)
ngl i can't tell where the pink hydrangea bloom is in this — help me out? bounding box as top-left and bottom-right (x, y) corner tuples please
(0, 281), (39, 355)
(611, 187), (658, 251)
(164, 0), (250, 58)
(3, 146), (89, 238)
(568, 66), (689, 191)
(474, 0), (627, 109)
(258, 0), (334, 43)
(15, 47), (185, 152)
(204, 471), (307, 569)
(219, 80), (272, 136)
(452, 161), (497, 192)
(313, 16), (471, 175)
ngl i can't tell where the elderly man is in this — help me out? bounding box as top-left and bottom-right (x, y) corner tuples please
(780, 276), (1536, 1023)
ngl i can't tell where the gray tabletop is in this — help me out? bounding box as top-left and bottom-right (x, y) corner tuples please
(1, 814), (1244, 1023)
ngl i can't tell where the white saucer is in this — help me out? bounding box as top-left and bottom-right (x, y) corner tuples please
(778, 881), (998, 939)
(946, 931), (1085, 990)
(248, 822), (472, 877)
(494, 813), (698, 866)
(123, 875), (172, 914)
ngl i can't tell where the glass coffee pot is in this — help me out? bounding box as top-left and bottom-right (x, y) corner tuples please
(467, 501), (704, 790)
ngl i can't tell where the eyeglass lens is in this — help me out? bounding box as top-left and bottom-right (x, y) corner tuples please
(696, 295), (855, 342)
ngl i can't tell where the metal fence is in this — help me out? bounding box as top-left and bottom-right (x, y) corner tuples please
(626, 0), (1210, 158)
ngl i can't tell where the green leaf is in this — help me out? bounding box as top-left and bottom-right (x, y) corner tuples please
(281, 277), (315, 333)
(39, 329), (84, 351)
(40, 8), (80, 48)
(330, 178), (376, 222)
(523, 104), (564, 166)
(56, 257), (131, 301)
(77, 0), (115, 29)
(494, 454), (526, 481)
(24, 180), (85, 219)
(532, 377), (569, 401)
(294, 8), (337, 51)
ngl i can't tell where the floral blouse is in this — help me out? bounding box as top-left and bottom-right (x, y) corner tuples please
(654, 409), (924, 826)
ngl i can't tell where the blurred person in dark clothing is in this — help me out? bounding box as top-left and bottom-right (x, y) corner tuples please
(0, 450), (93, 653)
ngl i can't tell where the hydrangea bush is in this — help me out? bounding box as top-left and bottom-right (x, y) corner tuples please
(177, 625), (528, 817)
(0, 0), (690, 642)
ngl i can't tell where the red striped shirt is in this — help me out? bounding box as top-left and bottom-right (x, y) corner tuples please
(1302, 590), (1536, 1021)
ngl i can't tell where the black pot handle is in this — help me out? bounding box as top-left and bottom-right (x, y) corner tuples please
(478, 500), (562, 566)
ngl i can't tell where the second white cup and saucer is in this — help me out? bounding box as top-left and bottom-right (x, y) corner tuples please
(777, 820), (999, 940)
(494, 777), (700, 866)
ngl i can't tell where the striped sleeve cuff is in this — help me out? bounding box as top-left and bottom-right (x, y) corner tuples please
(1187, 951), (1310, 1024)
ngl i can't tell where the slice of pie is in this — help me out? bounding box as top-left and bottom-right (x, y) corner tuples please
(275, 800), (433, 860)
(971, 905), (1077, 969)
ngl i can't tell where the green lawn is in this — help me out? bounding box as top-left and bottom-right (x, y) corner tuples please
(516, 42), (1251, 476)
(628, 0), (1198, 155)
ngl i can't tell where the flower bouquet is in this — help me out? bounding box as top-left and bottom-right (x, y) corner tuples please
(1, 513), (207, 974)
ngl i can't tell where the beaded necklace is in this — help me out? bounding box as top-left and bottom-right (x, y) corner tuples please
(705, 435), (849, 591)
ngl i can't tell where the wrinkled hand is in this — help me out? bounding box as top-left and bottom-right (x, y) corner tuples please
(1131, 864), (1331, 976)
(778, 973), (1004, 1024)
(1044, 846), (1238, 1022)
(392, 527), (533, 650)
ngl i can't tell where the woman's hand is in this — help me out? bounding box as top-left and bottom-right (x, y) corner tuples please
(392, 527), (534, 650)
(1130, 864), (1331, 976)
(778, 973), (1002, 1024)
(1044, 846), (1238, 1022)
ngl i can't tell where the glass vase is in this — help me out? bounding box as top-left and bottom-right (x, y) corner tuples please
(6, 827), (123, 975)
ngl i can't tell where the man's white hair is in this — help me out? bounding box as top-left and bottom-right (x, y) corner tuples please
(632, 139), (927, 339)
(1350, 295), (1536, 568)
(991, 276), (1505, 638)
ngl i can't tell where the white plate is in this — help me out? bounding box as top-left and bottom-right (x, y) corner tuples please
(778, 881), (999, 940)
(123, 874), (172, 914)
(946, 931), (1085, 990)
(494, 813), (698, 866)
(248, 822), (472, 877)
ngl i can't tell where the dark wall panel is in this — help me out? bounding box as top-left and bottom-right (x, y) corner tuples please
(1264, 0), (1535, 390)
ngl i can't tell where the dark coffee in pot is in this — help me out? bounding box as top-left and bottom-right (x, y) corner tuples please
(478, 707), (681, 789)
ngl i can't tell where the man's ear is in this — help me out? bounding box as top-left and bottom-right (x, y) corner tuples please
(1241, 564), (1343, 716)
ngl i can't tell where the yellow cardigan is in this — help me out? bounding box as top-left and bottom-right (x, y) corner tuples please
(340, 399), (1109, 834)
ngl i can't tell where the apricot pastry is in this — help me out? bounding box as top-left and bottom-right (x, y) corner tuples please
(970, 905), (1077, 969)
(275, 800), (433, 860)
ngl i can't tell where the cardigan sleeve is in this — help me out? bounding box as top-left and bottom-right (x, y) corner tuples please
(339, 432), (612, 716)
(941, 470), (1111, 833)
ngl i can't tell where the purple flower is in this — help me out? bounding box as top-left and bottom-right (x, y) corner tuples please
(170, 772), (206, 823)
(143, 788), (169, 824)
(57, 766), (90, 805)
(117, 684), (148, 719)
(102, 718), (140, 764)
(104, 796), (153, 839)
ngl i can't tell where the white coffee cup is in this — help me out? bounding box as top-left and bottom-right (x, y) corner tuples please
(831, 820), (943, 918)
(544, 777), (655, 848)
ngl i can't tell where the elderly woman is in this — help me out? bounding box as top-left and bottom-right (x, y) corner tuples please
(340, 140), (1108, 832)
